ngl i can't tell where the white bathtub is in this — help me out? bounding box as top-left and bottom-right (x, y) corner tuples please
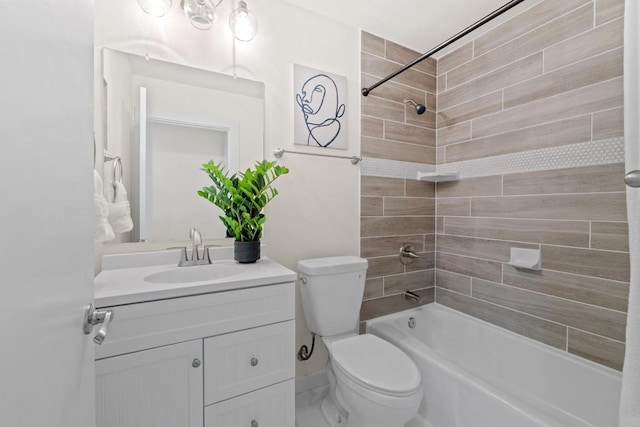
(366, 303), (622, 427)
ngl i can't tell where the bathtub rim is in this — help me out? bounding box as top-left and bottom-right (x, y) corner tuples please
(365, 302), (622, 380)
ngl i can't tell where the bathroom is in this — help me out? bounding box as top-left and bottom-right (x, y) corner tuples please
(2, 0), (638, 426)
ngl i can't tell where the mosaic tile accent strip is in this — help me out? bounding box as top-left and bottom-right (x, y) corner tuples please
(362, 138), (624, 180)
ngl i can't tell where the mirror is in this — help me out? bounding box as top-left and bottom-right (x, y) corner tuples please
(100, 48), (265, 244)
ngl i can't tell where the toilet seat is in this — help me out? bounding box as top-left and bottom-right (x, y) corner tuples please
(329, 334), (421, 397)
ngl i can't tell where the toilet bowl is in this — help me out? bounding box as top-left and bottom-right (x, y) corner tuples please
(321, 334), (423, 427)
(297, 256), (423, 427)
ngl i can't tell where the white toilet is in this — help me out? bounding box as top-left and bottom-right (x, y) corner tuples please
(298, 256), (423, 427)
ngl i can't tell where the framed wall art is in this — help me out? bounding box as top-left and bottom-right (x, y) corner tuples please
(294, 64), (348, 150)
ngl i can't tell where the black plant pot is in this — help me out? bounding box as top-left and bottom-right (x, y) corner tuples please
(234, 240), (261, 263)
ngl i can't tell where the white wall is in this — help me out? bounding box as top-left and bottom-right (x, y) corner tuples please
(94, 0), (361, 376)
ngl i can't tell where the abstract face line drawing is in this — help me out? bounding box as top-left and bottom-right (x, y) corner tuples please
(295, 73), (346, 147)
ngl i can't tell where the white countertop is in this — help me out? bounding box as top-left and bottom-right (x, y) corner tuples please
(94, 250), (296, 307)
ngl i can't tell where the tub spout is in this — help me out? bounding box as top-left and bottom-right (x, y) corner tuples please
(404, 290), (422, 304)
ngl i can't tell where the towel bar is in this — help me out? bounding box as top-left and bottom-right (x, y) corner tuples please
(273, 147), (362, 165)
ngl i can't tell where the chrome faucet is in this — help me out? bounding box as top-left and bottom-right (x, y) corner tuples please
(170, 228), (212, 267)
(403, 290), (422, 304)
(190, 227), (202, 262)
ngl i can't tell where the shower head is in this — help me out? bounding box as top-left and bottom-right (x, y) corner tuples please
(404, 99), (426, 115)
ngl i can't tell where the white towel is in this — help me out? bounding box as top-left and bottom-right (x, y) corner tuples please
(619, 1), (640, 426)
(94, 170), (114, 242)
(108, 181), (133, 234)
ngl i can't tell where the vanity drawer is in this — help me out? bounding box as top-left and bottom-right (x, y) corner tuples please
(204, 379), (294, 427)
(204, 321), (295, 405)
(95, 282), (294, 359)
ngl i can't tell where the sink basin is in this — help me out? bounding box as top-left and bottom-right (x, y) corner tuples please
(144, 263), (244, 284)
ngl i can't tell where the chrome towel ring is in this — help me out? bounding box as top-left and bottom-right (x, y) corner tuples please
(103, 149), (123, 188)
(112, 156), (123, 186)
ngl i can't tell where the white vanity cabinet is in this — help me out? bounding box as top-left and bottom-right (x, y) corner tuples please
(94, 269), (295, 427)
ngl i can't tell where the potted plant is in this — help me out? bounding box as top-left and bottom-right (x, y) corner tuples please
(198, 160), (289, 263)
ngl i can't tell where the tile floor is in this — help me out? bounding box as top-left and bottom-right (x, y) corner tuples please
(295, 384), (430, 427)
(295, 385), (331, 427)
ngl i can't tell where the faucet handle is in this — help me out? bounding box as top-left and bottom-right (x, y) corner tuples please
(202, 245), (220, 264)
(399, 244), (423, 265)
(168, 246), (189, 265)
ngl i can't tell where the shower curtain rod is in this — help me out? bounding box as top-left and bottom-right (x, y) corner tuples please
(361, 0), (526, 97)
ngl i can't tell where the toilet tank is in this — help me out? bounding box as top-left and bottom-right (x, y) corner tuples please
(297, 256), (368, 337)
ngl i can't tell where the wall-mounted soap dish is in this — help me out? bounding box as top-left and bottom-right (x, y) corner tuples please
(508, 247), (541, 271)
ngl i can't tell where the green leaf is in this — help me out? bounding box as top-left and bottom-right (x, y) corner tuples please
(198, 160), (289, 241)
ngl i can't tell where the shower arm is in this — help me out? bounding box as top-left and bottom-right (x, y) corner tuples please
(361, 0), (526, 97)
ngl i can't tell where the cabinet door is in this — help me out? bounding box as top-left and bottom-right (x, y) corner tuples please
(96, 340), (203, 427)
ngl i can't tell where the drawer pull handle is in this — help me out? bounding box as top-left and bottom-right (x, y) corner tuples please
(251, 420), (258, 427)
(192, 358), (201, 368)
(250, 357), (259, 367)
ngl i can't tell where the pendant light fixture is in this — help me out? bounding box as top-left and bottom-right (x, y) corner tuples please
(181, 0), (217, 30)
(229, 0), (258, 41)
(136, 0), (172, 17)
(136, 0), (258, 41)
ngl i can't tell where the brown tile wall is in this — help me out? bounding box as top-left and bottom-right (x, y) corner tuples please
(359, 0), (628, 370)
(359, 32), (437, 329)
(435, 0), (628, 370)
(436, 0), (624, 163)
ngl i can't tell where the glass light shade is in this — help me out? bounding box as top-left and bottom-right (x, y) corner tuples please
(229, 0), (258, 41)
(137, 0), (172, 17)
(182, 0), (217, 30)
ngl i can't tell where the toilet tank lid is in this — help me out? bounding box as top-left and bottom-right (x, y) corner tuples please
(297, 256), (368, 275)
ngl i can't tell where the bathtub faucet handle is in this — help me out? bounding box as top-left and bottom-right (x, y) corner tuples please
(400, 244), (423, 265)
